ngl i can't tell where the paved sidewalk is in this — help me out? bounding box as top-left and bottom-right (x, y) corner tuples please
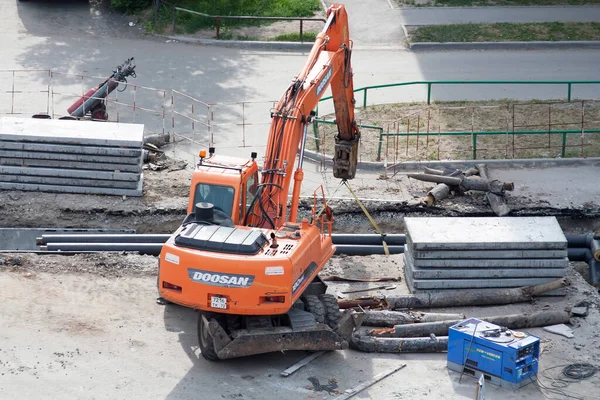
(398, 5), (600, 26)
(323, 0), (405, 46)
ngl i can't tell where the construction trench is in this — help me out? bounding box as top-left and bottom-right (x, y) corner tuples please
(1, 155), (600, 399)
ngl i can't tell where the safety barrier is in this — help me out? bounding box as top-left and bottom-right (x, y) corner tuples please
(3, 70), (600, 166)
(318, 80), (600, 109)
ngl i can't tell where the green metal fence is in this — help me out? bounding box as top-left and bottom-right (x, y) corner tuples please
(318, 80), (600, 109)
(311, 80), (600, 162)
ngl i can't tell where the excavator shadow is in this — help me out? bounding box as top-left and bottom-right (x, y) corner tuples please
(162, 302), (358, 399)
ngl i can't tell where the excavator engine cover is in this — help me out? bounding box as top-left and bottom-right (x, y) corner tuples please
(333, 137), (359, 180)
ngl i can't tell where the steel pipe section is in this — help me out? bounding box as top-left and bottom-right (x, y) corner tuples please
(332, 234), (406, 246)
(37, 234), (171, 245)
(40, 243), (163, 256)
(334, 245), (405, 255)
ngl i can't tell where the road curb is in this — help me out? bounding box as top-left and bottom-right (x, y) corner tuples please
(158, 34), (313, 51)
(408, 40), (600, 51)
(304, 149), (600, 172)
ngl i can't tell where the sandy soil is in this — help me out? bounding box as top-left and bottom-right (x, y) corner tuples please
(1, 252), (599, 400)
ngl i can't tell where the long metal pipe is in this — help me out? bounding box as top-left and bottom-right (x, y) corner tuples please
(37, 234), (171, 245)
(35, 241), (600, 286)
(37, 233), (408, 246)
(40, 243), (163, 255)
(335, 245), (404, 255)
(333, 234), (406, 246)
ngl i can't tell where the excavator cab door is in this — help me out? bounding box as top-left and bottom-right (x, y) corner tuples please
(239, 170), (259, 224)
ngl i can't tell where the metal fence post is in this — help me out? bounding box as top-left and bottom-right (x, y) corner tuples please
(567, 83), (572, 102)
(172, 7), (176, 31)
(312, 119), (320, 151)
(472, 133), (477, 159)
(427, 82), (432, 105)
(376, 128), (384, 161)
(216, 17), (221, 39)
(561, 132), (567, 158)
(300, 20), (303, 42)
(363, 88), (367, 109)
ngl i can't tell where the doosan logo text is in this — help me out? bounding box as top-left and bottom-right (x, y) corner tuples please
(188, 269), (255, 288)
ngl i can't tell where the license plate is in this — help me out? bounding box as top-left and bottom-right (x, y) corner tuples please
(210, 296), (227, 309)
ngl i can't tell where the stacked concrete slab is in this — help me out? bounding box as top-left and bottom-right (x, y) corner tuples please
(0, 117), (144, 196)
(403, 217), (568, 293)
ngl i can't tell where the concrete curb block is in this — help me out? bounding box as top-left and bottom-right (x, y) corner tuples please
(159, 34), (313, 51)
(409, 40), (600, 51)
(304, 148), (600, 171)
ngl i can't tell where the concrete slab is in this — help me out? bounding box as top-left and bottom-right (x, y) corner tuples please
(0, 150), (142, 165)
(0, 165), (141, 181)
(543, 324), (575, 339)
(412, 249), (567, 259)
(405, 273), (556, 291)
(405, 217), (567, 250)
(406, 265), (567, 280)
(405, 246), (569, 269)
(0, 157), (142, 173)
(0, 117), (144, 148)
(0, 140), (142, 157)
(0, 179), (143, 197)
(0, 174), (140, 189)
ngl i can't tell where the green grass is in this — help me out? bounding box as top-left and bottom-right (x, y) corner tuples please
(397, 0), (600, 6)
(271, 32), (318, 42)
(410, 22), (600, 42)
(171, 0), (321, 34)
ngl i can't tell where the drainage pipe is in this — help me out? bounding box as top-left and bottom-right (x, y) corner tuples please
(39, 243), (163, 256)
(332, 234), (406, 246)
(37, 233), (407, 246)
(565, 234), (596, 249)
(37, 234), (171, 245)
(334, 245), (405, 256)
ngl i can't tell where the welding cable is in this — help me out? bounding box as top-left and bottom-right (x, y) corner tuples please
(533, 363), (600, 400)
(562, 363), (598, 381)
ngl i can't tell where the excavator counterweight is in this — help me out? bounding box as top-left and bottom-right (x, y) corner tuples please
(157, 4), (364, 361)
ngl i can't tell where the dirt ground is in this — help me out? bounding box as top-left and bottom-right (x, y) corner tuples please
(312, 100), (600, 162)
(1, 252), (599, 400)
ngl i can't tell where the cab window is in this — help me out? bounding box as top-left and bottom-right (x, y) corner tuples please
(194, 183), (235, 217)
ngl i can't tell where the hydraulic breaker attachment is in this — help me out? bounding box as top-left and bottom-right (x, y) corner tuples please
(333, 137), (359, 180)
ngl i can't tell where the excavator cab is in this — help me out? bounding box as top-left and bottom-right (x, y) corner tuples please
(183, 148), (259, 226)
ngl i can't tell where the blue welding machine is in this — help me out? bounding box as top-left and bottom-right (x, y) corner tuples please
(447, 318), (540, 389)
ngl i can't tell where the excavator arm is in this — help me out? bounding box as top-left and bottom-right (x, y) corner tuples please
(248, 4), (360, 229)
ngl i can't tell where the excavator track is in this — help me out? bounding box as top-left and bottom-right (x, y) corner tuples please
(198, 292), (365, 361)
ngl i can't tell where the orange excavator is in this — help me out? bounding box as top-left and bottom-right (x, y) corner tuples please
(158, 3), (365, 360)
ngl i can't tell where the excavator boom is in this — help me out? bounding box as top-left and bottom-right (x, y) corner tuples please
(249, 4), (360, 229)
